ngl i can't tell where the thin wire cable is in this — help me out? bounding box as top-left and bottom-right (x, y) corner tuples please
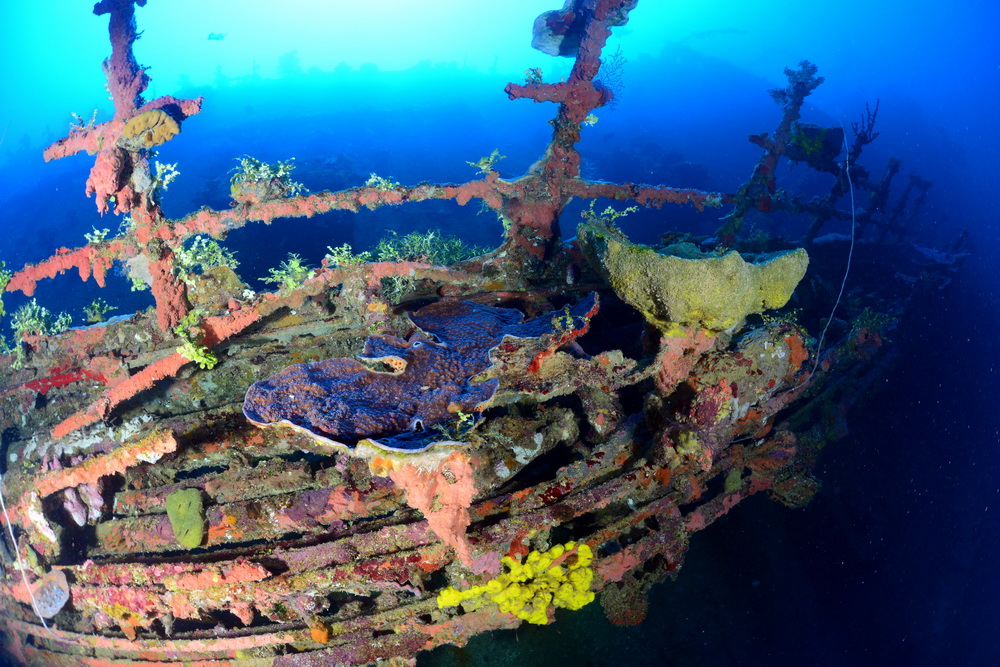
(0, 470), (60, 639)
(808, 130), (856, 381)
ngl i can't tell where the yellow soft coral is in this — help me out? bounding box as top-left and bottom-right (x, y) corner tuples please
(437, 542), (595, 625)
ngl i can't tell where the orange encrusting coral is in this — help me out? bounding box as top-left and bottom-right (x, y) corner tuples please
(34, 430), (178, 498)
(387, 452), (479, 569)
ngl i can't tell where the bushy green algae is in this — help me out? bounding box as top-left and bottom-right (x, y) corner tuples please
(165, 488), (206, 549)
(578, 222), (808, 333)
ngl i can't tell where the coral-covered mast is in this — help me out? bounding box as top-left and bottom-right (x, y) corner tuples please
(715, 62), (824, 243)
(45, 0), (203, 216)
(498, 0), (720, 271)
(33, 0), (204, 331)
(95, 0), (148, 119)
(6, 0), (725, 320)
(497, 0), (620, 264)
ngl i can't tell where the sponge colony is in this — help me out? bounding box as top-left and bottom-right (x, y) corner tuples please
(437, 542), (595, 625)
(165, 488), (205, 549)
(578, 222), (809, 333)
(118, 109), (180, 151)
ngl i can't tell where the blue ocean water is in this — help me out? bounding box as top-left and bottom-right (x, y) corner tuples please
(0, 1), (998, 665)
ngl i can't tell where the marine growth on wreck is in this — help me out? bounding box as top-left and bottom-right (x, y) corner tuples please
(0, 0), (968, 665)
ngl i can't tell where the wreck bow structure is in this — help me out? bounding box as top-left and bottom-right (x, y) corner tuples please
(0, 0), (966, 664)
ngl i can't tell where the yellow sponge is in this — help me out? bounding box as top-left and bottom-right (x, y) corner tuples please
(437, 541), (595, 625)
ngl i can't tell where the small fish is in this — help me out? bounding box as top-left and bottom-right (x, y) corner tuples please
(208, 32), (226, 41)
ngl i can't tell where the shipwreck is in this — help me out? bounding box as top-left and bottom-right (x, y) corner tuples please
(0, 0), (966, 665)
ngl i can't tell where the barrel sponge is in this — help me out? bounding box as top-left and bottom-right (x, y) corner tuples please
(165, 488), (205, 549)
(578, 222), (808, 333)
(118, 109), (180, 151)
